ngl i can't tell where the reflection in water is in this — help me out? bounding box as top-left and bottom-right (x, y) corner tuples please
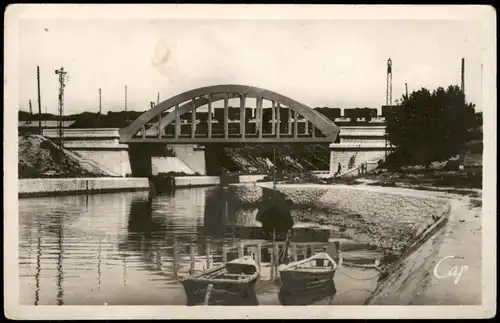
(34, 225), (41, 306)
(123, 254), (127, 288)
(278, 280), (336, 306)
(97, 238), (101, 290)
(19, 188), (244, 305)
(127, 196), (154, 237)
(19, 188), (371, 306)
(56, 215), (64, 305)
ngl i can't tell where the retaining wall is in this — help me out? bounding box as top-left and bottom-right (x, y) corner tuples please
(151, 157), (195, 175)
(72, 149), (131, 177)
(237, 175), (267, 183)
(18, 178), (150, 197)
(173, 145), (206, 175)
(174, 176), (220, 188)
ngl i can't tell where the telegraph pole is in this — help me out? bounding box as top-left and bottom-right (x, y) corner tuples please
(405, 83), (408, 98)
(384, 58), (393, 159)
(157, 92), (160, 105)
(28, 100), (33, 124)
(98, 88), (102, 114)
(37, 66), (42, 134)
(461, 58), (465, 96)
(386, 58), (393, 106)
(124, 85), (128, 125)
(55, 67), (69, 150)
(98, 88), (102, 127)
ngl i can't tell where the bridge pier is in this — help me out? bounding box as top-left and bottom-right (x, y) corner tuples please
(128, 144), (153, 177)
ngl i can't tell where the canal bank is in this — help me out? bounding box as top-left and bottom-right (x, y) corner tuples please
(366, 197), (483, 305)
(227, 183), (452, 254)
(226, 182), (483, 306)
(18, 178), (150, 198)
(18, 174), (270, 197)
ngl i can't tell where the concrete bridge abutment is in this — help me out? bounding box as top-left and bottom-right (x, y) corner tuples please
(128, 144), (154, 177)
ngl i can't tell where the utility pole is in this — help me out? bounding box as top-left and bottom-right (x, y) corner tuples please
(98, 88), (102, 114)
(480, 63), (483, 112)
(386, 58), (393, 106)
(55, 67), (69, 150)
(37, 66), (42, 134)
(98, 88), (102, 127)
(461, 58), (465, 95)
(384, 58), (392, 160)
(157, 92), (160, 105)
(405, 83), (408, 98)
(28, 99), (33, 124)
(124, 85), (128, 125)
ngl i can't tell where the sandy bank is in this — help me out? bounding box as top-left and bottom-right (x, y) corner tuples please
(367, 197), (482, 305)
(228, 183), (451, 254)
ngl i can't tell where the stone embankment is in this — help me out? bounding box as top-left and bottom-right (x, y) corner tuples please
(18, 178), (150, 197)
(228, 183), (451, 254)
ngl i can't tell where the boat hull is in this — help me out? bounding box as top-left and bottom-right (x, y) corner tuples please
(181, 278), (259, 306)
(279, 269), (336, 290)
(181, 256), (260, 306)
(278, 278), (336, 305)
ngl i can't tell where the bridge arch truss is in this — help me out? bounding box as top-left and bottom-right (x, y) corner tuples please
(119, 85), (340, 144)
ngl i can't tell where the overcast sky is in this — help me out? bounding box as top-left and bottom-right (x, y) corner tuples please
(18, 18), (487, 115)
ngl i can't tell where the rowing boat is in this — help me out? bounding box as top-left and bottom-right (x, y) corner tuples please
(279, 252), (338, 291)
(180, 256), (260, 306)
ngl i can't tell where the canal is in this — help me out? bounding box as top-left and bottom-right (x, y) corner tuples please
(19, 187), (383, 306)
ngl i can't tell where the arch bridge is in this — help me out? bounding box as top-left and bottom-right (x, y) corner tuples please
(119, 85), (340, 144)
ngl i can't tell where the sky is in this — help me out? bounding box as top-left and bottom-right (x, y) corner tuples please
(18, 18), (487, 115)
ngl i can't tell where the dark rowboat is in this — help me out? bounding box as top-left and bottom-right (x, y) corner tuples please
(279, 252), (338, 291)
(180, 256), (260, 306)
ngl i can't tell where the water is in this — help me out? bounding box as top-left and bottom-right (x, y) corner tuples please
(19, 187), (383, 306)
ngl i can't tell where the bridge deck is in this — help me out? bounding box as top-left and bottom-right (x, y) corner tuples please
(123, 137), (333, 144)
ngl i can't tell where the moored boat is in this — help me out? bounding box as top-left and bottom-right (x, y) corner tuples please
(279, 252), (338, 292)
(180, 255), (260, 306)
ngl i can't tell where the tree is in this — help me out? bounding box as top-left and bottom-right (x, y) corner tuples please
(386, 85), (476, 168)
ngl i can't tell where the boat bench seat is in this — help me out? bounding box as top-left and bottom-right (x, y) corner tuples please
(223, 274), (251, 277)
(296, 267), (333, 271)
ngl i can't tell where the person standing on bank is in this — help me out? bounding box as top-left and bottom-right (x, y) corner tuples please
(335, 163), (341, 176)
